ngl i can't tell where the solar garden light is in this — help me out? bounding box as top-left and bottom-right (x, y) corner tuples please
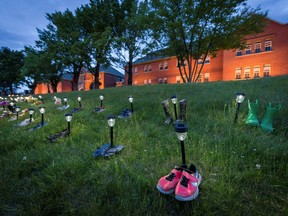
(38, 95), (44, 103)
(39, 107), (46, 126)
(234, 92), (245, 124)
(128, 95), (134, 113)
(175, 121), (188, 165)
(15, 106), (21, 120)
(28, 108), (35, 122)
(10, 102), (14, 112)
(107, 115), (116, 147)
(63, 97), (68, 106)
(171, 95), (178, 120)
(77, 97), (82, 108)
(65, 113), (72, 133)
(99, 95), (104, 107)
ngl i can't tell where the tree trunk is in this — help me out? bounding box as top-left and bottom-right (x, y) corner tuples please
(93, 63), (100, 89)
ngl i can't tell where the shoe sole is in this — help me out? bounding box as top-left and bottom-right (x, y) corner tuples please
(156, 185), (175, 195)
(175, 187), (199, 201)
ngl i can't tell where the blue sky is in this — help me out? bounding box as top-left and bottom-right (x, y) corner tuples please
(0, 0), (287, 51)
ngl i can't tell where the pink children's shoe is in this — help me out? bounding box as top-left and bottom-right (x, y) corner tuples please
(156, 167), (185, 194)
(175, 169), (201, 201)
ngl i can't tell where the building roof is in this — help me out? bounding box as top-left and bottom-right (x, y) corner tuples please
(133, 49), (170, 64)
(100, 66), (124, 78)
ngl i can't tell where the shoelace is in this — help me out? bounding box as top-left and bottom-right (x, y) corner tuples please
(180, 175), (189, 188)
(165, 172), (176, 181)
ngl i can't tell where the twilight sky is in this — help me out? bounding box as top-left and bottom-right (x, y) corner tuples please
(0, 0), (287, 51)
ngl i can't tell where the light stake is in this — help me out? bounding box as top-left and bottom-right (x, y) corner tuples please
(171, 95), (178, 120)
(128, 95), (134, 113)
(77, 97), (82, 108)
(65, 113), (72, 133)
(63, 97), (68, 106)
(107, 115), (116, 147)
(39, 107), (46, 126)
(99, 95), (104, 107)
(15, 106), (20, 119)
(39, 95), (44, 103)
(175, 121), (188, 165)
(10, 102), (14, 112)
(234, 92), (245, 124)
(28, 108), (35, 122)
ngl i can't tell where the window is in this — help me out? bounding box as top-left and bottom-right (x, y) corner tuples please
(158, 78), (163, 84)
(197, 74), (202, 83)
(236, 49), (242, 56)
(159, 63), (163, 70)
(144, 79), (147, 84)
(253, 66), (260, 78)
(235, 68), (241, 79)
(134, 67), (138, 73)
(163, 78), (168, 84)
(244, 67), (250, 79)
(204, 56), (210, 63)
(245, 44), (252, 54)
(164, 61), (168, 69)
(144, 65), (148, 72)
(255, 42), (261, 53)
(265, 39), (272, 51)
(148, 79), (152, 84)
(134, 80), (138, 85)
(176, 76), (181, 83)
(204, 73), (210, 82)
(263, 64), (271, 76)
(148, 64), (152, 71)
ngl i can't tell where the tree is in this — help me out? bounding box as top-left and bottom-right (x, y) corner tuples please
(45, 9), (89, 91)
(76, 0), (117, 89)
(0, 47), (24, 94)
(111, 0), (153, 86)
(150, 0), (267, 82)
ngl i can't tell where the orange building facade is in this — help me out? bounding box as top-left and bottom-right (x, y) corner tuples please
(127, 19), (288, 85)
(35, 66), (124, 94)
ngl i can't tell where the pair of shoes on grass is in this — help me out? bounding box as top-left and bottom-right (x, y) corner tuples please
(156, 164), (201, 201)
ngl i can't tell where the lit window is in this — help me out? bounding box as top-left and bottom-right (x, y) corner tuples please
(144, 65), (148, 72)
(197, 74), (202, 83)
(244, 67), (250, 79)
(255, 42), (261, 53)
(134, 67), (138, 73)
(148, 64), (152, 71)
(235, 68), (241, 79)
(265, 39), (272, 51)
(263, 64), (271, 76)
(245, 44), (252, 54)
(158, 78), (163, 84)
(148, 79), (152, 84)
(164, 61), (168, 69)
(204, 73), (210, 82)
(134, 80), (138, 85)
(236, 49), (242, 56)
(163, 78), (168, 84)
(253, 66), (260, 78)
(159, 63), (163, 70)
(144, 79), (147, 84)
(176, 76), (181, 83)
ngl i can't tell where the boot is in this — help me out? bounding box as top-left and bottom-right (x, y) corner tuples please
(162, 99), (173, 124)
(176, 99), (187, 123)
(245, 99), (259, 126)
(260, 103), (281, 132)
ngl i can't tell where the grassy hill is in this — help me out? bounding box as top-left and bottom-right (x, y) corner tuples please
(1, 76), (288, 215)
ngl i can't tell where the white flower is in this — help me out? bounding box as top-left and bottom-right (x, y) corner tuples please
(256, 164), (261, 169)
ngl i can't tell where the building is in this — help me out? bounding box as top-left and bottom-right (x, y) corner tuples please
(126, 18), (288, 85)
(35, 66), (124, 94)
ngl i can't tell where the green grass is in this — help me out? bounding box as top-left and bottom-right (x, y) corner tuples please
(1, 76), (288, 215)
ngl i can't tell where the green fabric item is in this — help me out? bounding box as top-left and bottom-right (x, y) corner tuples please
(246, 99), (260, 126)
(260, 103), (281, 132)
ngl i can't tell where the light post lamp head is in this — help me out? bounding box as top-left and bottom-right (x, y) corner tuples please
(175, 122), (188, 141)
(171, 95), (177, 104)
(235, 92), (245, 104)
(99, 95), (104, 107)
(63, 97), (67, 105)
(107, 115), (116, 127)
(77, 97), (81, 102)
(39, 107), (46, 114)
